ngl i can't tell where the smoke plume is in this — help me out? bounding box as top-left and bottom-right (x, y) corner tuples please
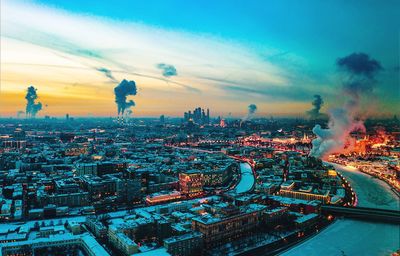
(310, 53), (382, 158)
(114, 79), (137, 115)
(25, 86), (42, 118)
(307, 95), (324, 119)
(242, 104), (257, 121)
(17, 111), (25, 118)
(157, 63), (177, 77)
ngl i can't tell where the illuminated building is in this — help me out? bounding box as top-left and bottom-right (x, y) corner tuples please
(1, 140), (26, 149)
(202, 163), (237, 187)
(282, 154), (290, 181)
(192, 204), (266, 248)
(65, 145), (88, 156)
(219, 119), (226, 128)
(277, 188), (330, 204)
(179, 170), (204, 197)
(183, 107), (210, 124)
(145, 191), (182, 205)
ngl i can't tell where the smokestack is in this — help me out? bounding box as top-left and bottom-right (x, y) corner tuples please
(310, 53), (382, 158)
(114, 79), (137, 116)
(25, 86), (42, 118)
(307, 95), (324, 119)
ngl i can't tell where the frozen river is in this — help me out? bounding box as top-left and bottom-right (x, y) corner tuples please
(282, 163), (400, 256)
(233, 162), (255, 194)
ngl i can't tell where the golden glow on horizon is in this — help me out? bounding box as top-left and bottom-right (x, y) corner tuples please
(0, 3), (307, 117)
(1, 0), (397, 118)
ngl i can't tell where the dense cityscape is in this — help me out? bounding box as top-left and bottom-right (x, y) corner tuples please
(0, 113), (399, 255)
(1, 0), (400, 255)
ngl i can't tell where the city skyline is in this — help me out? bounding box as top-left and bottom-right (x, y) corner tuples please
(0, 2), (399, 255)
(1, 0), (399, 117)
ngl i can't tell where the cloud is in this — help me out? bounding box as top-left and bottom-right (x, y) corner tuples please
(1, 0), (289, 100)
(224, 84), (321, 102)
(156, 63), (177, 77)
(96, 67), (117, 82)
(7, 0), (387, 116)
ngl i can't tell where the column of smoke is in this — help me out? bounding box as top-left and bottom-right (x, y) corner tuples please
(243, 104), (257, 121)
(307, 95), (324, 119)
(310, 53), (382, 158)
(25, 86), (42, 118)
(114, 79), (137, 116)
(126, 109), (133, 116)
(17, 111), (25, 118)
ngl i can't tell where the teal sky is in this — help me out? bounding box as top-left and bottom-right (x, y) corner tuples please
(1, 0), (399, 117)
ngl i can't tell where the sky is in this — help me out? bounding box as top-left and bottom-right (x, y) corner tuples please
(1, 0), (399, 118)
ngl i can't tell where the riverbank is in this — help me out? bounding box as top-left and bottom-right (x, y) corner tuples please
(332, 163), (400, 210)
(282, 163), (400, 256)
(237, 218), (333, 256)
(330, 159), (400, 197)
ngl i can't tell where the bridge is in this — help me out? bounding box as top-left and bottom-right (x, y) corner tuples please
(321, 205), (400, 224)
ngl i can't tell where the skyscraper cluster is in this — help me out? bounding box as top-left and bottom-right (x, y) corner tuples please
(183, 107), (210, 124)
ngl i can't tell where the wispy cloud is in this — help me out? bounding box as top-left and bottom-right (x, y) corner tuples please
(224, 84), (321, 102)
(95, 67), (117, 82)
(0, 0), (331, 115)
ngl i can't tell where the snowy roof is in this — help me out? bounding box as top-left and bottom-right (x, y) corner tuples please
(295, 213), (318, 224)
(135, 247), (171, 256)
(164, 232), (202, 244)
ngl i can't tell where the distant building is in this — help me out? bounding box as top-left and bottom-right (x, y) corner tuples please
(2, 140), (26, 149)
(183, 107), (210, 124)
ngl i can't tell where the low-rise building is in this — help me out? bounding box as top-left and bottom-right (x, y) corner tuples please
(164, 232), (203, 256)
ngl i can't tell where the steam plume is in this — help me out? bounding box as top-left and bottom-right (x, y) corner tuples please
(307, 95), (324, 119)
(114, 79), (137, 115)
(25, 86), (42, 118)
(310, 53), (382, 158)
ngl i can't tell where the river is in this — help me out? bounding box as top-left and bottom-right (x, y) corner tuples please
(233, 162), (255, 194)
(282, 163), (400, 256)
